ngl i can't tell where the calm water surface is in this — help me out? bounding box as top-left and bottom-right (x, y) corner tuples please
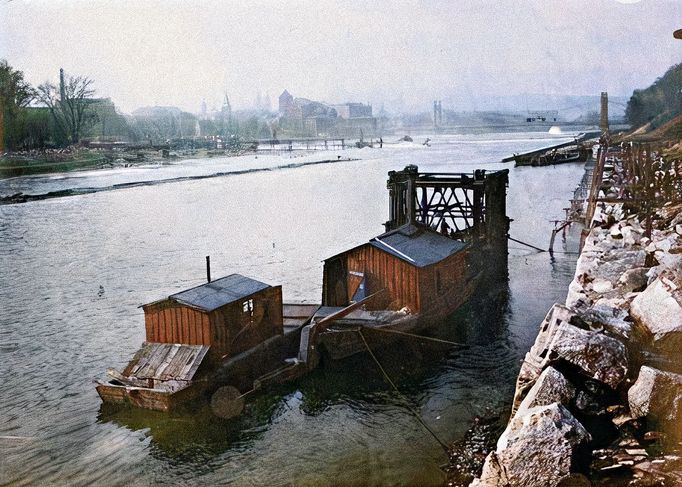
(1, 132), (585, 486)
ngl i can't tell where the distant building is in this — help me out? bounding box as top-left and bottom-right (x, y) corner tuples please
(87, 98), (129, 140)
(277, 91), (378, 137)
(132, 106), (183, 118)
(335, 116), (377, 138)
(433, 100), (443, 127)
(333, 102), (372, 119)
(333, 102), (376, 137)
(279, 90), (295, 117)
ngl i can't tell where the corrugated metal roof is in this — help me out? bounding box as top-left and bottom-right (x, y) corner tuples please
(369, 224), (466, 267)
(169, 274), (271, 312)
(124, 342), (210, 382)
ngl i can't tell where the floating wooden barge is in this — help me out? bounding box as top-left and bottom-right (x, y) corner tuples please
(96, 274), (305, 411)
(300, 165), (509, 362)
(512, 146), (590, 167)
(97, 165), (509, 412)
(503, 131), (599, 167)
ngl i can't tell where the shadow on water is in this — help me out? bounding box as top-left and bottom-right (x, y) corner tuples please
(97, 389), (289, 462)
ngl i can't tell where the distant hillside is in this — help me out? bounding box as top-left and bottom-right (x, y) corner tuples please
(625, 63), (682, 129)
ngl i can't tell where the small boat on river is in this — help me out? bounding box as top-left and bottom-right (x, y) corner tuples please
(504, 131), (599, 167)
(513, 147), (589, 167)
(96, 274), (316, 411)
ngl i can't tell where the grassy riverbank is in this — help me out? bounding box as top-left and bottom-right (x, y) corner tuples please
(0, 149), (109, 178)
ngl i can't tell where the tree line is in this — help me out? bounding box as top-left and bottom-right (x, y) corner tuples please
(625, 62), (682, 129)
(1, 60), (276, 153)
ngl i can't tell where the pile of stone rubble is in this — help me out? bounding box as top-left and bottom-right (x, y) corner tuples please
(470, 174), (682, 485)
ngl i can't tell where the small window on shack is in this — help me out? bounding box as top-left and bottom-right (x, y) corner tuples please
(242, 299), (254, 317)
(435, 270), (443, 294)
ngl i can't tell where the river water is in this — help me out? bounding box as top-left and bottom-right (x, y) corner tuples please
(0, 132), (585, 486)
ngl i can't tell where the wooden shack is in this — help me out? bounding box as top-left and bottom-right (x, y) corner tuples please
(142, 274), (283, 359)
(97, 274), (284, 411)
(322, 224), (471, 314)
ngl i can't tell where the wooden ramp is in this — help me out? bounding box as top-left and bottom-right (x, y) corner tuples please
(96, 343), (210, 411)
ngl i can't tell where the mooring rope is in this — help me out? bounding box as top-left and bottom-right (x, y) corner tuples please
(363, 326), (466, 347)
(509, 246), (580, 256)
(508, 235), (546, 252)
(358, 329), (451, 455)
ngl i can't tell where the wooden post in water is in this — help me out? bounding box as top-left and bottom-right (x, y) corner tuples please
(405, 166), (417, 225)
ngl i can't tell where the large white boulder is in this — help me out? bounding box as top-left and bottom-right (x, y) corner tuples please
(618, 267), (649, 293)
(548, 324), (627, 389)
(473, 403), (591, 487)
(518, 305), (628, 391)
(628, 365), (682, 423)
(516, 366), (576, 417)
(576, 297), (633, 340)
(630, 274), (682, 352)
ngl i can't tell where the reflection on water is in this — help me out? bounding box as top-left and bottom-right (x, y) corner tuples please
(1, 132), (584, 486)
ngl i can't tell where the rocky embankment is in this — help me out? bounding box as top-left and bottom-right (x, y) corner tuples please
(470, 155), (682, 486)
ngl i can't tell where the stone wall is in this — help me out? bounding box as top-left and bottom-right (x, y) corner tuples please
(470, 168), (682, 485)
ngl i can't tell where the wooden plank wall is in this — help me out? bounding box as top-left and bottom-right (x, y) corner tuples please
(144, 302), (211, 345)
(418, 251), (467, 310)
(144, 286), (284, 358)
(209, 286), (283, 357)
(345, 245), (420, 312)
(322, 257), (347, 306)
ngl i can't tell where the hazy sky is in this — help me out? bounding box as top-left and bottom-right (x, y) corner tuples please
(2, 0), (681, 113)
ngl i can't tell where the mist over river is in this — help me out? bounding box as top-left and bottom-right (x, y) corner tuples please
(1, 132), (586, 486)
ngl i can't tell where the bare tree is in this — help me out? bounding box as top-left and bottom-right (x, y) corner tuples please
(36, 72), (98, 145)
